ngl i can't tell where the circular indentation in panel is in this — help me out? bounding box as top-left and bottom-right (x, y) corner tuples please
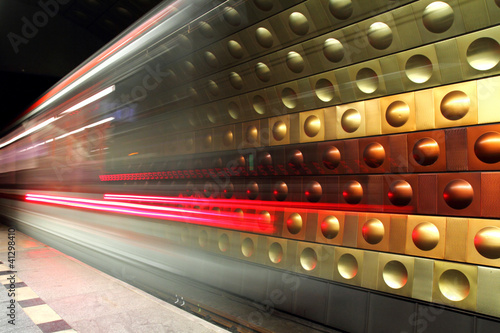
(383, 261), (408, 289)
(338, 253), (358, 279)
(363, 142), (385, 168)
(227, 40), (243, 59)
(219, 233), (229, 252)
(300, 247), (317, 271)
(247, 181), (259, 200)
(273, 181), (288, 201)
(474, 227), (500, 259)
(388, 180), (413, 207)
(254, 0), (273, 11)
(223, 130), (234, 146)
(255, 62), (271, 82)
(241, 237), (254, 258)
(304, 115), (321, 137)
(204, 51), (218, 68)
(412, 222), (440, 251)
(272, 120), (287, 141)
(228, 101), (240, 120)
(321, 216), (340, 239)
(223, 7), (241, 26)
(207, 108), (218, 124)
(343, 180), (363, 204)
(405, 55), (433, 84)
(269, 242), (283, 263)
(203, 133), (212, 149)
(356, 68), (379, 94)
(287, 213), (303, 234)
(440, 91), (470, 120)
(475, 132), (500, 163)
(246, 125), (259, 144)
(466, 38), (500, 71)
(229, 72), (243, 90)
(256, 27), (274, 48)
(199, 21), (214, 38)
(203, 182), (214, 198)
(438, 269), (470, 301)
(252, 95), (267, 115)
(305, 181), (322, 203)
(413, 138), (440, 166)
(286, 51), (305, 73)
(341, 108), (361, 133)
(207, 80), (219, 97)
(199, 230), (208, 247)
(443, 179), (474, 209)
(178, 34), (192, 50)
(288, 149), (303, 168)
(289, 12), (309, 36)
(323, 146), (341, 170)
(315, 79), (335, 102)
(367, 22), (393, 50)
(362, 218), (385, 244)
(386, 100), (410, 128)
(281, 87), (297, 109)
(323, 38), (345, 63)
(223, 183), (234, 199)
(328, 0), (353, 20)
(423, 1), (454, 34)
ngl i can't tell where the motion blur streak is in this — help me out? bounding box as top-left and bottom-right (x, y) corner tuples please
(104, 193), (415, 214)
(25, 194), (274, 233)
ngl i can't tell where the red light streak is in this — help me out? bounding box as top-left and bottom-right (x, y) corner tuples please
(25, 194), (274, 233)
(104, 193), (415, 213)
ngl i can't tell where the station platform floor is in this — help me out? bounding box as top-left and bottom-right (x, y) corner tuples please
(0, 224), (228, 333)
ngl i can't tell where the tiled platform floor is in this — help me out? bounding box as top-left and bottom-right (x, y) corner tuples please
(0, 224), (228, 333)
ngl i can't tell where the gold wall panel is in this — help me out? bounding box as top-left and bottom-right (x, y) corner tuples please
(361, 251), (379, 290)
(269, 115), (290, 146)
(432, 261), (478, 312)
(282, 209), (308, 240)
(477, 266), (500, 318)
(477, 76), (500, 124)
(299, 109), (325, 143)
(357, 214), (391, 252)
(264, 236), (290, 270)
(467, 218), (500, 267)
(316, 210), (345, 246)
(444, 217), (469, 262)
(397, 44), (442, 92)
(347, 59), (387, 100)
(333, 247), (364, 287)
(295, 241), (326, 278)
(364, 98), (382, 137)
(336, 102), (366, 139)
(412, 258), (435, 302)
(377, 253), (414, 298)
(380, 92), (416, 134)
(406, 215), (446, 259)
(237, 232), (262, 263)
(434, 81), (478, 129)
(307, 72), (342, 109)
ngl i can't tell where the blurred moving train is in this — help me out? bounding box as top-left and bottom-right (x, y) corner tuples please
(2, 0), (500, 331)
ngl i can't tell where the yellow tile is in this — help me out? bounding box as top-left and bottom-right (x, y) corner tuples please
(23, 304), (62, 325)
(15, 287), (39, 301)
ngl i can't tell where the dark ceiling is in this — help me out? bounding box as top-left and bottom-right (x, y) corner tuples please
(0, 0), (164, 133)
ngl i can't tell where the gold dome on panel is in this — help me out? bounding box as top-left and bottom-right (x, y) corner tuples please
(412, 222), (440, 251)
(252, 95), (267, 115)
(246, 125), (258, 144)
(321, 215), (340, 239)
(362, 218), (385, 245)
(204, 51), (218, 68)
(305, 181), (322, 203)
(254, 0), (273, 11)
(440, 90), (470, 120)
(286, 213), (303, 235)
(363, 142), (385, 168)
(255, 62), (271, 82)
(304, 115), (321, 137)
(343, 180), (363, 204)
(367, 22), (393, 50)
(474, 132), (500, 164)
(198, 21), (214, 39)
(227, 40), (244, 59)
(422, 1), (454, 34)
(241, 237), (254, 258)
(300, 247), (318, 271)
(229, 72), (243, 90)
(323, 146), (341, 170)
(413, 138), (440, 166)
(474, 227), (500, 259)
(222, 7), (241, 27)
(288, 12), (309, 36)
(315, 78), (335, 102)
(281, 87), (298, 109)
(272, 120), (287, 141)
(386, 100), (410, 127)
(328, 0), (353, 20)
(286, 51), (305, 73)
(218, 233), (229, 252)
(323, 38), (345, 63)
(256, 27), (274, 48)
(223, 130), (233, 146)
(273, 181), (288, 201)
(268, 242), (283, 264)
(341, 108), (361, 133)
(443, 179), (474, 210)
(388, 180), (413, 207)
(227, 101), (240, 120)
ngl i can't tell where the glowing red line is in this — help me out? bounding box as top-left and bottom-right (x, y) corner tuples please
(25, 194), (274, 233)
(104, 193), (414, 213)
